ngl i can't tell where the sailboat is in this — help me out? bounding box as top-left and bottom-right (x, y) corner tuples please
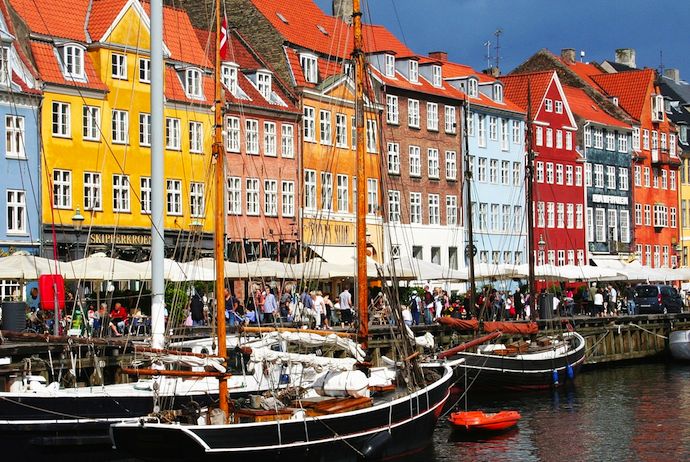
(110, 1), (456, 460)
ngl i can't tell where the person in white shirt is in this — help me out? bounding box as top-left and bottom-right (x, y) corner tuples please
(312, 291), (324, 328)
(339, 287), (352, 325)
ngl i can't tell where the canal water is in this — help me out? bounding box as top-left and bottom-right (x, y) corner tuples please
(412, 361), (690, 462)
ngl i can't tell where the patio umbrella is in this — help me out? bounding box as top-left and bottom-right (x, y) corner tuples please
(0, 254), (59, 279)
(60, 252), (145, 280)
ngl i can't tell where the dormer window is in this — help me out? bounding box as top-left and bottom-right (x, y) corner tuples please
(432, 65), (442, 87)
(493, 83), (503, 102)
(0, 46), (9, 86)
(300, 53), (318, 84)
(408, 60), (418, 83)
(651, 94), (664, 122)
(385, 54), (395, 77)
(257, 71), (272, 100)
(221, 64), (238, 95)
(467, 78), (478, 98)
(185, 68), (203, 99)
(62, 44), (85, 80)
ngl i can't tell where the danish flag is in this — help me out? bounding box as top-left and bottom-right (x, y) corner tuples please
(219, 17), (229, 61)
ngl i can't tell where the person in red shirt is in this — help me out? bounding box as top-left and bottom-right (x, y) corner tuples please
(110, 302), (127, 335)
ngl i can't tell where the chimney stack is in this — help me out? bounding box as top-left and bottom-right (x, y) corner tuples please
(482, 66), (500, 78)
(560, 48), (576, 64)
(428, 51), (448, 62)
(332, 0), (353, 25)
(664, 68), (681, 84)
(615, 48), (636, 69)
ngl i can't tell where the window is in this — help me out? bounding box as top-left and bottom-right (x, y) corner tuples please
(479, 203), (488, 230)
(593, 128), (603, 149)
(303, 106), (315, 142)
(547, 202), (555, 228)
(488, 116), (497, 140)
(635, 203), (642, 225)
(606, 166), (616, 189)
(388, 190), (401, 223)
(477, 114), (486, 147)
(607, 209), (618, 241)
(4, 115), (24, 160)
(320, 172), (332, 210)
(489, 159), (498, 183)
(500, 118), (509, 150)
(112, 174), (130, 212)
(513, 162), (521, 185)
(189, 121), (203, 153)
(246, 178), (260, 215)
(190, 182), (205, 218)
(0, 46), (8, 86)
(576, 204), (583, 229)
(645, 245), (652, 266)
(556, 164), (564, 185)
(387, 143), (400, 174)
(319, 110), (331, 145)
(619, 167), (629, 191)
(544, 99), (553, 112)
(138, 58), (150, 83)
(81, 107), (99, 142)
(618, 133), (628, 153)
(281, 124), (294, 157)
(221, 64), (237, 94)
(428, 194), (440, 225)
(140, 177), (151, 214)
(671, 134), (677, 157)
(536, 161), (544, 183)
(300, 53), (318, 83)
(166, 117), (180, 149)
(606, 131), (615, 151)
(408, 60), (418, 83)
(584, 126), (592, 147)
(512, 120), (521, 144)
(671, 207), (677, 228)
(431, 65), (442, 87)
(83, 172), (101, 211)
(653, 204), (668, 228)
(566, 131), (573, 150)
(586, 208), (594, 241)
(447, 195), (457, 226)
(594, 164), (604, 188)
(111, 110), (128, 144)
(563, 165), (573, 186)
(537, 202), (545, 227)
(166, 179), (182, 216)
(6, 190), (25, 234)
(256, 72), (272, 100)
(446, 151), (457, 180)
(185, 68), (203, 99)
(644, 167), (650, 187)
(555, 100), (563, 114)
(409, 145), (421, 176)
(501, 205), (510, 232)
(62, 45), (84, 79)
(351, 116), (356, 149)
(556, 129), (563, 149)
(384, 54), (395, 77)
(263, 180), (277, 216)
(634, 166), (641, 187)
(225, 116), (240, 152)
(548, 250), (556, 265)
(427, 102), (438, 131)
(52, 169), (71, 209)
(557, 203), (565, 228)
(449, 247), (459, 269)
(584, 163), (592, 186)
(478, 158), (487, 182)
(546, 128), (553, 147)
(654, 245), (661, 268)
(535, 126), (543, 146)
(621, 210), (630, 243)
(408, 99), (420, 127)
(644, 204), (651, 226)
(546, 162), (554, 184)
(467, 78), (478, 97)
(386, 95), (398, 124)
(281, 181), (294, 217)
(514, 206), (523, 232)
(366, 119), (377, 153)
(662, 169), (668, 189)
(263, 122), (276, 156)
(557, 250), (565, 266)
(566, 203), (574, 228)
(467, 112), (475, 137)
(227, 177), (242, 215)
(595, 208), (606, 242)
(52, 102), (70, 137)
(428, 149), (439, 178)
(491, 204), (500, 231)
(111, 53), (127, 79)
(367, 179), (378, 215)
(445, 106), (456, 133)
(576, 166), (583, 186)
(139, 113), (151, 147)
(501, 160), (510, 185)
(410, 192), (422, 224)
(337, 174), (349, 212)
(643, 129), (650, 150)
(245, 119), (259, 154)
(413, 245), (423, 260)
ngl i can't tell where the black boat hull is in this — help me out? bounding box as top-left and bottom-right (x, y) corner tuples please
(111, 365), (454, 462)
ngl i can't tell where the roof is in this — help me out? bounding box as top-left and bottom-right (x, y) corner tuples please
(285, 46), (346, 88)
(560, 59), (603, 88)
(589, 69), (655, 121)
(370, 65), (465, 102)
(659, 75), (690, 105)
(163, 65), (212, 106)
(500, 70), (555, 115)
(29, 40), (108, 92)
(441, 60), (496, 84)
(0, 0), (40, 94)
(8, 0), (90, 41)
(562, 86), (629, 129)
(87, 0), (128, 40)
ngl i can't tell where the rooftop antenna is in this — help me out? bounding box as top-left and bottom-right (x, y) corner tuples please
(580, 50), (585, 63)
(494, 28), (503, 69)
(658, 49), (664, 75)
(484, 40), (491, 69)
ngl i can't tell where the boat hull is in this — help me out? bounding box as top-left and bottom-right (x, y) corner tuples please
(111, 365), (453, 462)
(449, 410), (521, 432)
(669, 330), (690, 361)
(451, 332), (586, 391)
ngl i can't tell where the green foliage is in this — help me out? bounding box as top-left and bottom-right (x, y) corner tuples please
(165, 284), (190, 327)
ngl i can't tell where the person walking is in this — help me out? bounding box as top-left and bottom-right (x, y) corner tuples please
(593, 288), (605, 317)
(339, 287), (352, 326)
(263, 287), (277, 324)
(190, 291), (205, 327)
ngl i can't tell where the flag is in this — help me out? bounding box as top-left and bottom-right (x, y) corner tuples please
(219, 17), (229, 61)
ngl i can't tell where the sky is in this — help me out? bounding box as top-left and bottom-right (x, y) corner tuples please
(315, 0), (690, 79)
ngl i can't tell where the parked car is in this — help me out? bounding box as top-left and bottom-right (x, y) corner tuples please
(634, 284), (683, 314)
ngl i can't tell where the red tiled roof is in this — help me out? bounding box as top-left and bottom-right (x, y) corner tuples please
(164, 65), (213, 106)
(285, 46), (343, 88)
(562, 85), (629, 129)
(370, 65), (465, 101)
(87, 0), (128, 41)
(589, 69), (655, 122)
(30, 41), (108, 92)
(500, 71), (555, 115)
(441, 60), (495, 84)
(9, 0), (90, 41)
(562, 60), (603, 88)
(0, 0), (40, 94)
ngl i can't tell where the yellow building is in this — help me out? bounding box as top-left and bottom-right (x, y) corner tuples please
(12, 0), (214, 260)
(679, 158), (690, 266)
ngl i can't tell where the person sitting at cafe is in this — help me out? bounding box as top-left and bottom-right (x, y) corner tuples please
(110, 302), (127, 335)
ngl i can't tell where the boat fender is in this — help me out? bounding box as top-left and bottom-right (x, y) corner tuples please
(361, 431), (392, 459)
(552, 370), (559, 386)
(566, 364), (574, 381)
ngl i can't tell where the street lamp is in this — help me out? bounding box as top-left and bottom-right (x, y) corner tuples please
(72, 207), (85, 259)
(538, 234), (546, 251)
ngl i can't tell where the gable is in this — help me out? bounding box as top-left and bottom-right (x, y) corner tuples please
(101, 4), (151, 50)
(535, 74), (577, 129)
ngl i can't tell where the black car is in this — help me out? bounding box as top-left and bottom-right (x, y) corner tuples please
(634, 284), (684, 314)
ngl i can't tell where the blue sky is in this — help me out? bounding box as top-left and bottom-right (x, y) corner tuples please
(315, 0), (690, 79)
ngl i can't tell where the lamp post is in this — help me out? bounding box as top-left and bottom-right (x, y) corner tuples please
(538, 234), (546, 265)
(72, 207), (85, 259)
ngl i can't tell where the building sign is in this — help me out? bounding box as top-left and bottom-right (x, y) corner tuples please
(89, 233), (152, 246)
(303, 221), (352, 245)
(591, 194), (628, 206)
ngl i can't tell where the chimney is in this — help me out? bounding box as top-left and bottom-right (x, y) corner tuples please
(664, 68), (681, 83)
(560, 48), (576, 64)
(482, 66), (500, 78)
(615, 48), (636, 69)
(332, 0), (353, 25)
(429, 51), (448, 62)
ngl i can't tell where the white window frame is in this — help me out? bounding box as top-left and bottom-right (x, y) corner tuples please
(62, 44), (85, 80)
(227, 177), (242, 215)
(337, 174), (349, 213)
(138, 58), (151, 83)
(387, 143), (400, 174)
(263, 121), (276, 156)
(445, 106), (456, 133)
(83, 172), (102, 211)
(300, 53), (318, 83)
(111, 52), (127, 80)
(139, 113), (151, 147)
(367, 178), (378, 215)
(166, 117), (181, 150)
(6, 189), (26, 234)
(281, 181), (295, 217)
(427, 148), (440, 179)
(319, 110), (332, 145)
(428, 194), (440, 225)
(112, 174), (130, 213)
(189, 121), (203, 154)
(52, 169), (71, 209)
(263, 179), (278, 217)
(246, 178), (260, 216)
(52, 102), (71, 138)
(256, 71), (272, 100)
(446, 151), (457, 180)
(140, 177), (151, 214)
(245, 119), (259, 154)
(185, 68), (203, 99)
(388, 190), (401, 223)
(166, 179), (182, 216)
(410, 192), (422, 224)
(408, 99), (420, 128)
(427, 102), (438, 131)
(303, 106), (315, 142)
(225, 116), (240, 152)
(190, 182), (205, 218)
(320, 172), (333, 211)
(409, 145), (421, 177)
(81, 107), (99, 142)
(281, 124), (295, 158)
(386, 95), (398, 124)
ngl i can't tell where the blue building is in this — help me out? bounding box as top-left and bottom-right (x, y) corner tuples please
(0, 9), (41, 264)
(444, 65), (527, 275)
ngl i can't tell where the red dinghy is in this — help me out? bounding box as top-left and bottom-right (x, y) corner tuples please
(449, 410), (521, 432)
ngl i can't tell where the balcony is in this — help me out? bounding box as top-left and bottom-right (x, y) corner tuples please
(651, 150), (681, 166)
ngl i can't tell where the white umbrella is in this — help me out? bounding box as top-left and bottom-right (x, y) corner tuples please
(181, 258), (248, 281)
(0, 254), (59, 279)
(556, 264), (622, 281)
(60, 252), (145, 280)
(392, 258), (467, 281)
(242, 258), (296, 279)
(134, 258), (189, 282)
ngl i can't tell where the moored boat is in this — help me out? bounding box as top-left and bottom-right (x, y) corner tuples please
(449, 410), (521, 432)
(669, 330), (690, 360)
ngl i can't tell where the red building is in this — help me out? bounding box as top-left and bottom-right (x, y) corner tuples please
(502, 71), (587, 267)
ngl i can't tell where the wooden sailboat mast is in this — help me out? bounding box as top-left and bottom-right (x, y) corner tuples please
(463, 100), (476, 311)
(213, 0), (229, 417)
(352, 0), (368, 350)
(525, 81), (537, 314)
